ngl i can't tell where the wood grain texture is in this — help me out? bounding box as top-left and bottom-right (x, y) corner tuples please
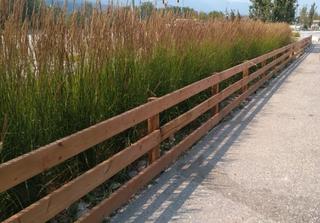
(3, 131), (161, 223)
(148, 97), (160, 164)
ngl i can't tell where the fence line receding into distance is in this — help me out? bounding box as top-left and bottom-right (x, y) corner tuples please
(0, 36), (312, 223)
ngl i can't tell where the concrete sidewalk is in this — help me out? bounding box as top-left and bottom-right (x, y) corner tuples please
(111, 45), (320, 223)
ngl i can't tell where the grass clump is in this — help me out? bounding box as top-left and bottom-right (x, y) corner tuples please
(293, 31), (301, 38)
(0, 0), (292, 220)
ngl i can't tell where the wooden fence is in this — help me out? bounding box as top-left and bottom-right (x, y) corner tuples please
(0, 36), (312, 223)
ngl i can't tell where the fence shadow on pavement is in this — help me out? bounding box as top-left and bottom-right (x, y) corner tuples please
(110, 46), (313, 223)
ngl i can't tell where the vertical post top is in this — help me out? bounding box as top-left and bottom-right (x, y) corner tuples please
(148, 97), (158, 102)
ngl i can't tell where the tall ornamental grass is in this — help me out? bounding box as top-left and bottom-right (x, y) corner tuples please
(0, 0), (292, 220)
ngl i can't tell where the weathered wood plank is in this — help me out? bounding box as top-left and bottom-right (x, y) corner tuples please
(0, 62), (241, 192)
(3, 131), (161, 223)
(160, 78), (246, 140)
(242, 62), (250, 92)
(211, 83), (220, 116)
(148, 97), (160, 164)
(249, 51), (291, 83)
(249, 43), (292, 66)
(76, 101), (234, 223)
(76, 75), (261, 223)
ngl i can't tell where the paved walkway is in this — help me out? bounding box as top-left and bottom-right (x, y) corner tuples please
(111, 45), (320, 223)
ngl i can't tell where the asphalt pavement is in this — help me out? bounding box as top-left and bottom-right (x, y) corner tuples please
(111, 44), (320, 223)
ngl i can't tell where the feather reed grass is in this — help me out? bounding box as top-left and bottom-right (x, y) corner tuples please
(0, 0), (292, 220)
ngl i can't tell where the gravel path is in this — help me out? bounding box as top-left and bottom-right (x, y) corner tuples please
(111, 45), (320, 223)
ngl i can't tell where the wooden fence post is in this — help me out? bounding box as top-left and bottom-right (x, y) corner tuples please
(261, 60), (267, 78)
(148, 97), (160, 164)
(291, 44), (296, 60)
(211, 83), (220, 116)
(273, 54), (277, 61)
(242, 62), (249, 92)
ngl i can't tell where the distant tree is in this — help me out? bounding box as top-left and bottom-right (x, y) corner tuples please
(25, 0), (42, 17)
(180, 7), (197, 16)
(299, 5), (309, 29)
(225, 9), (229, 20)
(208, 11), (224, 20)
(308, 3), (317, 28)
(83, 2), (93, 17)
(236, 10), (241, 21)
(249, 0), (273, 22)
(198, 12), (208, 20)
(1, 0), (41, 18)
(230, 10), (236, 21)
(315, 12), (320, 20)
(162, 0), (180, 7)
(272, 0), (297, 23)
(250, 0), (297, 23)
(140, 2), (154, 19)
(0, 0), (42, 28)
(131, 0), (135, 9)
(163, 6), (197, 17)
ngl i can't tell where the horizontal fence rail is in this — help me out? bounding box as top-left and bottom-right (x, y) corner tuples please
(0, 36), (312, 223)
